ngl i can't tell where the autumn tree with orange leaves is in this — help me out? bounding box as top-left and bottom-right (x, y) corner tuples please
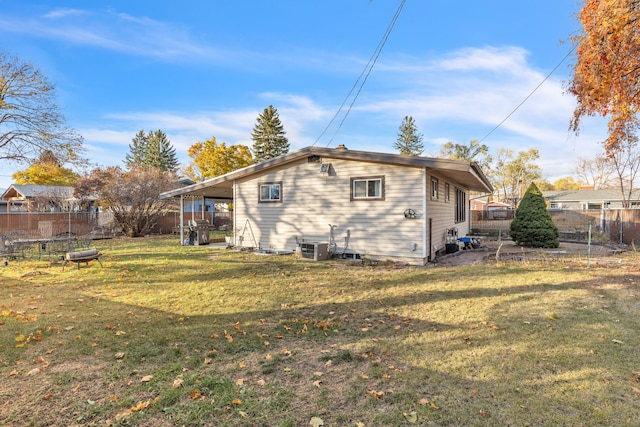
(568, 0), (640, 153)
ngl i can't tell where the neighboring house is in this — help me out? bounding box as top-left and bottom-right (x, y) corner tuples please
(1, 185), (77, 212)
(160, 145), (493, 265)
(543, 189), (640, 210)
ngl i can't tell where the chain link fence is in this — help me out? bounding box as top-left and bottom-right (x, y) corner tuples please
(471, 209), (640, 245)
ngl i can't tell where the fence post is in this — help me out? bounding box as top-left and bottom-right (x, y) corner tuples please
(587, 221), (591, 269)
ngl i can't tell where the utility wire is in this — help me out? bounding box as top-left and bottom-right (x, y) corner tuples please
(477, 44), (577, 144)
(312, 0), (406, 147)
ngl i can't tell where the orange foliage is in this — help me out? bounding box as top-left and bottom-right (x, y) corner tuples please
(569, 0), (640, 153)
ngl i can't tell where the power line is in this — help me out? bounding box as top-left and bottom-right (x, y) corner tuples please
(312, 0), (406, 147)
(477, 45), (577, 145)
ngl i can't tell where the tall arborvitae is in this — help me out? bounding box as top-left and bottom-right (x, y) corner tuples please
(509, 182), (559, 248)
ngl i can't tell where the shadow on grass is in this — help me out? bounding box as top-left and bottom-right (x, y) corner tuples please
(3, 239), (640, 426)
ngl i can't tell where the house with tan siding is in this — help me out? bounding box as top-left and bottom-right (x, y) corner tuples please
(161, 145), (493, 265)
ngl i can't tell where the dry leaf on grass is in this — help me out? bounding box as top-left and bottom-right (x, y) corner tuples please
(403, 411), (418, 423)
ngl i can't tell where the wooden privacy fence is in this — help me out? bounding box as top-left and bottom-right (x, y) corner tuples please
(471, 209), (640, 245)
(0, 211), (233, 239)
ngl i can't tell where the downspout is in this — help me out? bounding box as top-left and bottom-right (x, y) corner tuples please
(422, 168), (428, 261)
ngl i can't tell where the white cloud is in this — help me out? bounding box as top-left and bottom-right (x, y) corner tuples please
(1, 8), (219, 62)
(43, 8), (86, 19)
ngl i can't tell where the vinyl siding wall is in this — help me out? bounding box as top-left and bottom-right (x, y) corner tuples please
(233, 157), (469, 264)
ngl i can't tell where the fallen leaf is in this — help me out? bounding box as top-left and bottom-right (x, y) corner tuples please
(418, 398), (429, 405)
(235, 378), (245, 386)
(612, 339), (624, 345)
(232, 398), (242, 405)
(313, 380), (322, 388)
(403, 411), (418, 424)
(140, 375), (153, 382)
(172, 378), (184, 389)
(130, 400), (150, 412)
(309, 416), (324, 427)
(43, 393), (54, 400)
(26, 367), (40, 376)
(257, 379), (266, 386)
(189, 389), (202, 400)
(238, 411), (248, 418)
(210, 333), (219, 339)
(239, 361), (247, 368)
(115, 352), (125, 359)
(204, 358), (213, 365)
(632, 386), (640, 393)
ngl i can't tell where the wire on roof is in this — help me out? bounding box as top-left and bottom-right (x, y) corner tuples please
(312, 0), (406, 148)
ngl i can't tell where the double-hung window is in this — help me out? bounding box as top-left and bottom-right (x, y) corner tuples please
(259, 182), (282, 203)
(351, 176), (384, 200)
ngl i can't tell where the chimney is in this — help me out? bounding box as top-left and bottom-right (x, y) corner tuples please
(335, 144), (348, 150)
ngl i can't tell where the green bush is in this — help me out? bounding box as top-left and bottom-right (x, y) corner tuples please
(509, 182), (559, 248)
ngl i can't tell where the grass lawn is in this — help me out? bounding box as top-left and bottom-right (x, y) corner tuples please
(1, 236), (640, 426)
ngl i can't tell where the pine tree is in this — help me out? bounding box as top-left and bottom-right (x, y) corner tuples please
(124, 129), (179, 172)
(124, 130), (147, 166)
(395, 116), (424, 156)
(509, 182), (559, 248)
(251, 105), (289, 162)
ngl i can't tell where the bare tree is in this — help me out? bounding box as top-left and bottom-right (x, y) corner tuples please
(608, 140), (640, 208)
(31, 186), (77, 213)
(0, 52), (84, 165)
(574, 155), (616, 190)
(74, 166), (177, 237)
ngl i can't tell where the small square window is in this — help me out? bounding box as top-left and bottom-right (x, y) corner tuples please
(351, 176), (384, 200)
(259, 182), (282, 203)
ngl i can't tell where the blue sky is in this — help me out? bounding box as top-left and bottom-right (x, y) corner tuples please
(0, 0), (608, 189)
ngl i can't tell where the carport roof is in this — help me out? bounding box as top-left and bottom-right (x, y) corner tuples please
(160, 146), (493, 200)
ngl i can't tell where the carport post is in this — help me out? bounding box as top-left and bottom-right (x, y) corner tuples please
(180, 195), (185, 245)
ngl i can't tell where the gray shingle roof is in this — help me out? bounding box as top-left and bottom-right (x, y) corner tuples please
(543, 189), (640, 202)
